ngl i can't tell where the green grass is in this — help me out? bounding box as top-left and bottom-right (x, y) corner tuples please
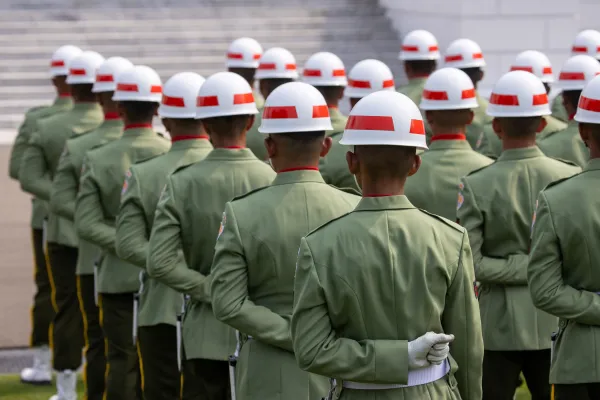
(0, 374), (84, 400)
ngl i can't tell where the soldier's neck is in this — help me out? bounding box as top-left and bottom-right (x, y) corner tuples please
(211, 133), (246, 149)
(430, 125), (465, 136)
(359, 178), (405, 197)
(406, 73), (430, 80)
(502, 136), (537, 151)
(123, 117), (153, 128)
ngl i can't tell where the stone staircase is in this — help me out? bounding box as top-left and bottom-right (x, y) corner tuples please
(0, 0), (402, 138)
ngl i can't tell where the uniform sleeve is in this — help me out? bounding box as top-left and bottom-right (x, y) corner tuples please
(528, 192), (600, 325)
(442, 233), (484, 400)
(116, 169), (149, 268)
(19, 133), (53, 200)
(50, 150), (78, 220)
(147, 178), (211, 301)
(458, 178), (529, 285)
(75, 157), (117, 253)
(9, 117), (34, 180)
(211, 203), (293, 352)
(291, 237), (410, 383)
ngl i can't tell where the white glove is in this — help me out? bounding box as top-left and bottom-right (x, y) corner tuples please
(408, 332), (455, 370)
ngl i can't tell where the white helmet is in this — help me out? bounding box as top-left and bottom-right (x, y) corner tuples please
(50, 45), (82, 77)
(420, 68), (479, 111)
(258, 82), (332, 134)
(112, 65), (163, 103)
(66, 51), (105, 85)
(93, 57), (134, 93)
(487, 70), (551, 118)
(226, 37), (263, 69)
(255, 47), (298, 80)
(301, 52), (347, 87)
(398, 30), (440, 61)
(444, 39), (485, 69)
(556, 55), (600, 91)
(571, 29), (600, 59)
(574, 75), (600, 123)
(196, 71), (258, 119)
(159, 72), (206, 119)
(510, 50), (554, 83)
(344, 59), (395, 99)
(340, 91), (427, 149)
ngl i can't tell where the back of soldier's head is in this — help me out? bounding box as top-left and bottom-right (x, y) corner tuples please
(302, 52), (347, 106)
(574, 74), (600, 150)
(113, 65), (163, 123)
(226, 37), (263, 84)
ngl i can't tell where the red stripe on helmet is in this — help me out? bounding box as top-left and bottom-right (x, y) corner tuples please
(69, 68), (87, 75)
(162, 95), (186, 107)
(346, 115), (395, 131)
(578, 96), (600, 112)
(423, 89), (449, 101)
(445, 54), (463, 62)
(263, 106), (298, 119)
(233, 92), (254, 104)
(117, 83), (139, 92)
(96, 74), (114, 82)
(348, 79), (371, 88)
(410, 119), (425, 135)
(303, 69), (322, 77)
(51, 60), (65, 67)
(312, 105), (330, 118)
(197, 96), (219, 107)
(560, 72), (586, 80)
(461, 88), (476, 99)
(490, 93), (520, 106)
(511, 66), (534, 73)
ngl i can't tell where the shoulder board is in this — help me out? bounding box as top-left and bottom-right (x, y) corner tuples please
(305, 211), (352, 238)
(465, 162), (493, 177)
(417, 208), (465, 233)
(328, 185), (361, 196)
(548, 157), (580, 168)
(231, 185), (270, 202)
(543, 174), (580, 191)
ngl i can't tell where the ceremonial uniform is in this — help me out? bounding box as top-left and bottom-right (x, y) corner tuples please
(404, 134), (493, 221)
(318, 134), (358, 191)
(538, 120), (589, 168)
(245, 111), (268, 161)
(458, 146), (580, 399)
(466, 94), (493, 149)
(397, 77), (427, 106)
(551, 95), (568, 122)
(9, 96), (72, 354)
(76, 124), (169, 400)
(116, 135), (212, 400)
(147, 148), (275, 399)
(211, 168), (359, 400)
(528, 158), (600, 399)
(20, 102), (103, 374)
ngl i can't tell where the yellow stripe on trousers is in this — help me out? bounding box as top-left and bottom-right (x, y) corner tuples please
(99, 295), (110, 400)
(137, 340), (145, 392)
(76, 276), (90, 399)
(44, 241), (57, 359)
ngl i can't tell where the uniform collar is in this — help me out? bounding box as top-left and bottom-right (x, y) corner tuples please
(122, 124), (155, 138)
(72, 102), (101, 112)
(497, 146), (545, 162)
(101, 118), (124, 129)
(584, 158), (600, 172)
(272, 168), (323, 186)
(428, 134), (471, 150)
(354, 195), (416, 212)
(170, 135), (212, 151)
(54, 96), (73, 107)
(329, 106), (345, 122)
(205, 147), (257, 161)
(408, 77), (428, 85)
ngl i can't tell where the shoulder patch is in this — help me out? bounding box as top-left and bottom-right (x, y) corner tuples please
(217, 211), (227, 240)
(457, 182), (465, 211)
(230, 185), (270, 202)
(475, 131), (485, 149)
(121, 169), (133, 197)
(531, 199), (539, 234)
(305, 211), (353, 238)
(417, 208), (465, 233)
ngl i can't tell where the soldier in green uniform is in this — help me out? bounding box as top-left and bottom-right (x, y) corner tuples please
(405, 68), (493, 221)
(319, 59), (395, 191)
(147, 72), (275, 400)
(292, 90), (482, 400)
(457, 70), (581, 400)
(443, 38), (492, 148)
(537, 55), (599, 168)
(397, 30), (440, 106)
(226, 37), (265, 109)
(75, 65), (170, 400)
(210, 82), (358, 400)
(115, 72), (212, 400)
(246, 47), (298, 161)
(302, 51), (348, 137)
(528, 74), (600, 400)
(19, 51), (105, 400)
(9, 44), (81, 386)
(49, 56), (132, 400)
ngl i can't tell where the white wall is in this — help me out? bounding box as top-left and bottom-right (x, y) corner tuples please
(380, 0), (600, 97)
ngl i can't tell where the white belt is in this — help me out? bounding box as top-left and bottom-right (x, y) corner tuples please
(342, 359), (450, 390)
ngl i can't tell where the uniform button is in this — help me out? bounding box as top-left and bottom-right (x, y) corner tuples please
(559, 319), (567, 328)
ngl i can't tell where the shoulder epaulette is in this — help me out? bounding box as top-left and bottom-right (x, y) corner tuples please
(305, 211), (352, 238)
(230, 185), (270, 202)
(548, 157), (580, 168)
(328, 185), (361, 196)
(417, 208), (465, 233)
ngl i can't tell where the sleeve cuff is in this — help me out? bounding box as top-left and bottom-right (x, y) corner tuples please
(374, 340), (409, 384)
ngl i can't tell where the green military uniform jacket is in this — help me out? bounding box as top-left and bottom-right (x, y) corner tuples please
(538, 120), (589, 168)
(327, 107), (348, 137)
(318, 133), (359, 192)
(147, 148), (275, 361)
(76, 126), (170, 293)
(397, 77), (427, 105)
(528, 158), (600, 384)
(404, 137), (493, 221)
(20, 103), (103, 247)
(466, 94), (493, 149)
(246, 111), (268, 161)
(10, 97), (73, 229)
(210, 169), (359, 400)
(50, 118), (124, 275)
(551, 94), (568, 122)
(116, 136), (213, 327)
(475, 115), (568, 158)
(458, 146), (580, 351)
(292, 195), (483, 400)
(254, 89), (264, 109)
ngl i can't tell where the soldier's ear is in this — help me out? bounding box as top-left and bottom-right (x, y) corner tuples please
(424, 110), (435, 126)
(579, 123), (591, 148)
(346, 149), (359, 175)
(320, 136), (333, 158)
(467, 110), (475, 125)
(265, 135), (276, 159)
(245, 115), (256, 131)
(408, 154), (421, 177)
(492, 118), (502, 139)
